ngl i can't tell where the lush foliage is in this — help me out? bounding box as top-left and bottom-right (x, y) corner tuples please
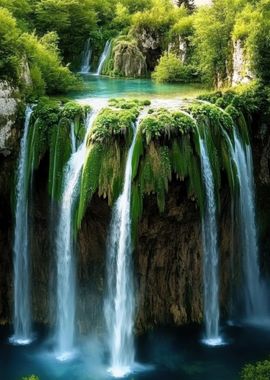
(152, 52), (196, 83)
(0, 7), (78, 95)
(241, 359), (270, 380)
(1, 0), (270, 86)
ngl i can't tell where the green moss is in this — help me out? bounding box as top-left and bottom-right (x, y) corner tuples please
(48, 118), (72, 200)
(88, 108), (137, 145)
(108, 98), (151, 109)
(77, 143), (104, 228)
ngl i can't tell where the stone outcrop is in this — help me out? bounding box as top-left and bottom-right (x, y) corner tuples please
(0, 81), (21, 157)
(113, 40), (147, 78)
(135, 28), (162, 71)
(232, 40), (254, 86)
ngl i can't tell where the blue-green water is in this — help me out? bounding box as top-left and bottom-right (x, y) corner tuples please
(2, 324), (270, 380)
(70, 75), (208, 99)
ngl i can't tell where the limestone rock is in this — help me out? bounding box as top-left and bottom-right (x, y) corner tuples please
(232, 40), (254, 86)
(0, 81), (21, 157)
(113, 40), (147, 78)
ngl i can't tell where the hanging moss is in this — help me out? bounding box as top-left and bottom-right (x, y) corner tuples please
(48, 118), (72, 200)
(77, 106), (138, 228)
(108, 98), (151, 109)
(77, 143), (104, 229)
(87, 107), (137, 145)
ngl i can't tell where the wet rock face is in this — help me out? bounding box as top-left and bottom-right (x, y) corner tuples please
(0, 106), (269, 334)
(135, 28), (162, 71)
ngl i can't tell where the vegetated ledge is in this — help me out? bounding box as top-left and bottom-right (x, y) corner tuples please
(21, 84), (266, 240)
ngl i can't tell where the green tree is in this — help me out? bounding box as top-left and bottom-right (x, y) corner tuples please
(152, 52), (195, 83)
(241, 359), (270, 380)
(0, 7), (20, 79)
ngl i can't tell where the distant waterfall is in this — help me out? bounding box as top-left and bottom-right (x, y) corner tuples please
(80, 38), (92, 74)
(96, 41), (111, 76)
(10, 106), (33, 345)
(55, 110), (97, 361)
(199, 137), (222, 346)
(105, 123), (138, 377)
(233, 132), (269, 323)
(70, 121), (76, 153)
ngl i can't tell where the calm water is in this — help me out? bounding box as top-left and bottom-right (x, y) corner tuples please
(70, 75), (208, 99)
(1, 324), (270, 380)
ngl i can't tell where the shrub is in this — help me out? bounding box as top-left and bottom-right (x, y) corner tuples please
(241, 360), (270, 380)
(152, 53), (195, 83)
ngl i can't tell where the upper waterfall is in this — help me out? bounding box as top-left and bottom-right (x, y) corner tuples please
(80, 38), (92, 74)
(96, 41), (111, 76)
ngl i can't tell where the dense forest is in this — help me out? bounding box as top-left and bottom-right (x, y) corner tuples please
(0, 0), (270, 95)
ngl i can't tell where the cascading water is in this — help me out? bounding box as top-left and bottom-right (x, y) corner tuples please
(80, 38), (92, 74)
(232, 132), (269, 323)
(70, 121), (76, 153)
(96, 40), (111, 76)
(55, 109), (98, 361)
(10, 106), (33, 345)
(199, 137), (222, 346)
(105, 122), (139, 378)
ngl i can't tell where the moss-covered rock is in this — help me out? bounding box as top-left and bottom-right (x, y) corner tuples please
(103, 38), (147, 78)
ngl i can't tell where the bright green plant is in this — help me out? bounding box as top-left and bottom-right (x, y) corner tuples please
(152, 52), (195, 83)
(241, 359), (270, 380)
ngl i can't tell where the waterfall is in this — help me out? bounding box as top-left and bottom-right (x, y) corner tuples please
(80, 38), (92, 74)
(10, 106), (33, 345)
(55, 109), (98, 361)
(233, 132), (269, 323)
(105, 122), (139, 378)
(70, 121), (76, 153)
(96, 41), (111, 76)
(199, 137), (222, 346)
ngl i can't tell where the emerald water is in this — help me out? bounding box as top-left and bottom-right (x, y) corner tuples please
(70, 75), (207, 100)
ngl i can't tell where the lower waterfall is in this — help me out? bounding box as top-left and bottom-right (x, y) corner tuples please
(10, 106), (33, 345)
(199, 137), (222, 346)
(55, 109), (97, 360)
(233, 132), (269, 324)
(104, 122), (138, 377)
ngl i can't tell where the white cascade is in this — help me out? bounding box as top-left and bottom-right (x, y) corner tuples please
(80, 38), (92, 74)
(55, 108), (99, 361)
(199, 137), (222, 346)
(233, 132), (269, 324)
(10, 106), (33, 345)
(96, 41), (111, 76)
(105, 121), (140, 378)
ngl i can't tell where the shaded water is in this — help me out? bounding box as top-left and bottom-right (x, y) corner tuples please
(199, 138), (221, 345)
(2, 324), (270, 380)
(11, 106), (33, 345)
